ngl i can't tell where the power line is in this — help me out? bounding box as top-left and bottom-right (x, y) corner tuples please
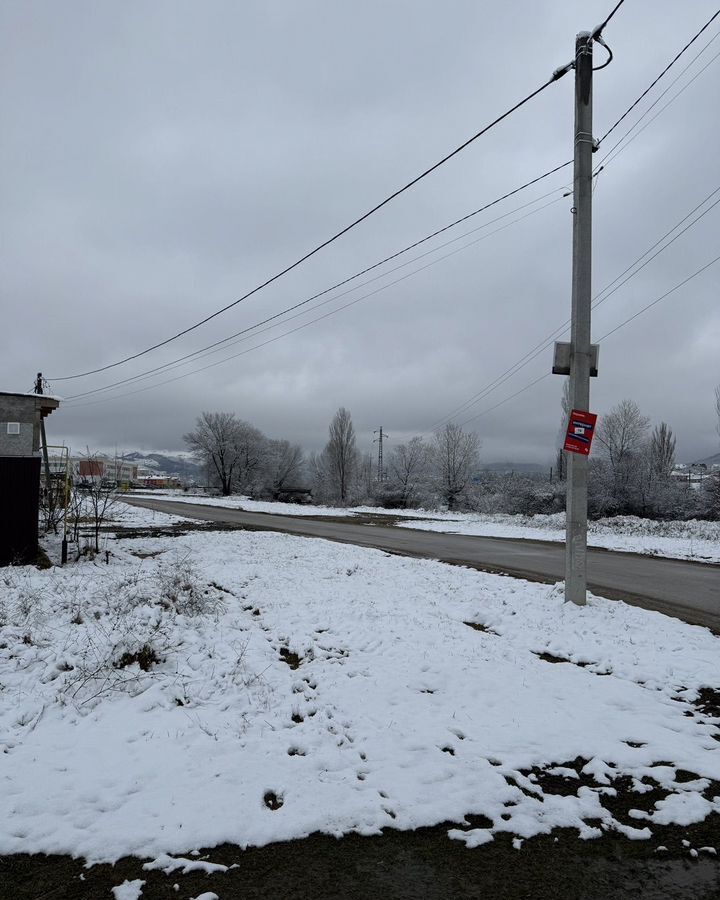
(50, 69), (573, 382)
(64, 195), (568, 408)
(596, 42), (720, 170)
(456, 255), (719, 428)
(596, 254), (720, 341)
(596, 7), (720, 145)
(62, 172), (573, 401)
(593, 0), (627, 35)
(66, 99), (720, 409)
(70, 6), (712, 407)
(429, 184), (720, 430)
(457, 373), (552, 428)
(431, 12), (720, 429)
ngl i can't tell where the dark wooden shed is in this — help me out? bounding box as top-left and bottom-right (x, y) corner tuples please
(0, 392), (60, 564)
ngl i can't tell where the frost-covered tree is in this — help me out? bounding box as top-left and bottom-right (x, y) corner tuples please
(320, 407), (358, 504)
(183, 412), (243, 496)
(263, 440), (305, 498)
(432, 423), (480, 510)
(356, 451), (374, 502)
(596, 399), (650, 473)
(231, 421), (267, 494)
(389, 436), (430, 507)
(649, 422), (676, 478)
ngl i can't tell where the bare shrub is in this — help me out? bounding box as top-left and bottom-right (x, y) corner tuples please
(157, 558), (222, 617)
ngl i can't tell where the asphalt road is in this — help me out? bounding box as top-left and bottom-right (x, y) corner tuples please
(124, 497), (719, 630)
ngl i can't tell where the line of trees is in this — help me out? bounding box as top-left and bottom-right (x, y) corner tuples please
(184, 388), (719, 519)
(589, 397), (718, 519)
(308, 408), (481, 510)
(183, 412), (304, 498)
(185, 407), (484, 510)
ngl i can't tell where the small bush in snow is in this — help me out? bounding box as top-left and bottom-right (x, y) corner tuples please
(157, 558), (222, 617)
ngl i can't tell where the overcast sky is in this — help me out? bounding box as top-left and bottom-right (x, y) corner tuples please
(1, 0), (718, 465)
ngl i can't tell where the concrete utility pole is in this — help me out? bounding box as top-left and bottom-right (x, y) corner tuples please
(565, 33), (594, 606)
(373, 427), (387, 482)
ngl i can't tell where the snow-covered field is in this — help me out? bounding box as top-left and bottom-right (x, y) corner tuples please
(132, 491), (720, 564)
(1, 503), (718, 868)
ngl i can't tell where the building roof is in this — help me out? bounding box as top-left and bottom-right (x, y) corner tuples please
(0, 391), (61, 418)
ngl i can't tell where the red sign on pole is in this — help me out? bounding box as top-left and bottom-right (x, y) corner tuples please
(564, 409), (598, 456)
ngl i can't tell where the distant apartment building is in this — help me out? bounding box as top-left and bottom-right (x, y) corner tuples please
(136, 474), (182, 489)
(73, 455), (138, 485)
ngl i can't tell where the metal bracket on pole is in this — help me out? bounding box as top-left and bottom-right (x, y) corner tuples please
(552, 342), (599, 377)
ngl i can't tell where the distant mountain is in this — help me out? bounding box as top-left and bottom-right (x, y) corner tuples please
(692, 451), (720, 467)
(122, 451), (203, 480)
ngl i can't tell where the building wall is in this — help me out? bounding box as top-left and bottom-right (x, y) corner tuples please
(0, 456), (41, 563)
(0, 395), (40, 457)
(73, 458), (139, 483)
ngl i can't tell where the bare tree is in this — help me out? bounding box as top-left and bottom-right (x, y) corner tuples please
(76, 451), (118, 553)
(323, 407), (358, 504)
(433, 423), (480, 510)
(649, 422), (676, 478)
(232, 420), (267, 493)
(389, 436), (430, 506)
(594, 399), (650, 514)
(264, 440), (305, 498)
(356, 451), (374, 501)
(183, 412), (241, 496)
(596, 399), (650, 475)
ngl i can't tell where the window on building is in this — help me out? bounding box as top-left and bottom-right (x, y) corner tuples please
(7, 423), (20, 435)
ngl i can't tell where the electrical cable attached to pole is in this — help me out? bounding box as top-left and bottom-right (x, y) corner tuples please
(63, 176), (572, 402)
(48, 66), (575, 383)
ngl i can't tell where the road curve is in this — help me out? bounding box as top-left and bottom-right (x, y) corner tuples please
(123, 497), (720, 631)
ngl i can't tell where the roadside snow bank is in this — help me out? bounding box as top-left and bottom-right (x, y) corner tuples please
(1, 522), (718, 863)
(403, 513), (720, 564)
(130, 493), (720, 563)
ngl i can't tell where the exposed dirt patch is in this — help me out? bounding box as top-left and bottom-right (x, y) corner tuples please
(128, 549), (164, 559)
(210, 581), (235, 595)
(516, 758), (720, 838)
(532, 651), (611, 675)
(114, 643), (160, 672)
(695, 687), (720, 719)
(463, 620), (498, 635)
(263, 791), (283, 811)
(463, 814), (494, 829)
(521, 757), (593, 796)
(299, 513), (428, 527)
(35, 547), (53, 570)
(4, 816), (720, 900)
(112, 521), (247, 540)
(535, 651), (598, 668)
(279, 647), (303, 670)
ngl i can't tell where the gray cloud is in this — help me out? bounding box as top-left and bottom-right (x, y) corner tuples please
(1, 0), (718, 465)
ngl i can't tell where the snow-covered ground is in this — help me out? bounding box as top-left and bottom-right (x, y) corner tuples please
(403, 513), (720, 564)
(1, 503), (718, 867)
(131, 491), (720, 564)
(129, 490), (376, 518)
